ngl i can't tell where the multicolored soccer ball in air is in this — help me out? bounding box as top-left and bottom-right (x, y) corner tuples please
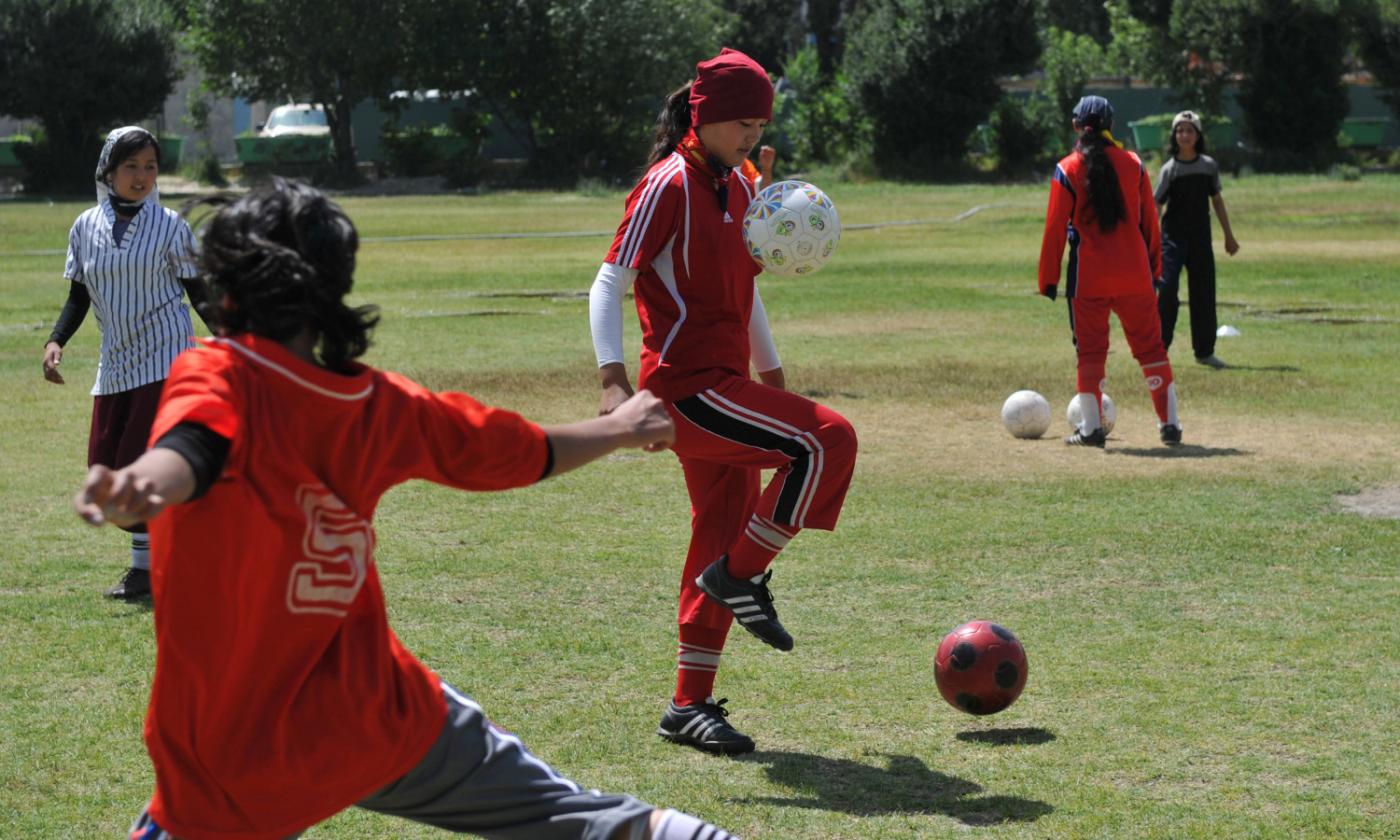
(742, 180), (841, 277)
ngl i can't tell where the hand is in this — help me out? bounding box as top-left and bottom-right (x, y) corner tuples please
(598, 381), (634, 416)
(1041, 285), (1058, 302)
(43, 341), (65, 384)
(74, 464), (168, 529)
(609, 389), (675, 452)
(1224, 235), (1240, 256)
(758, 145), (776, 180)
(758, 367), (786, 391)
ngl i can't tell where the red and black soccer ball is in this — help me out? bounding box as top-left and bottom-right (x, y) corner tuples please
(934, 620), (1028, 715)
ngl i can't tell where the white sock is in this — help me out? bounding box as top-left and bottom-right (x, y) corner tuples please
(1076, 393), (1101, 434)
(1165, 383), (1180, 427)
(130, 534), (151, 571)
(652, 808), (736, 840)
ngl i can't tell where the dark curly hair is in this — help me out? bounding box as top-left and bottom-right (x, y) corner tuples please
(188, 179), (379, 372)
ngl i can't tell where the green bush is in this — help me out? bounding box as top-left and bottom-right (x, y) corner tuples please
(381, 111), (490, 186)
(986, 95), (1053, 178)
(767, 46), (870, 173)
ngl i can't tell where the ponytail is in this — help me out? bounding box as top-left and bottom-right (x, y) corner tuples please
(1076, 127), (1127, 233)
(646, 83), (692, 168)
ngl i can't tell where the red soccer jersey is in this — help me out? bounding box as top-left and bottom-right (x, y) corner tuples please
(142, 334), (549, 839)
(1038, 145), (1162, 298)
(605, 150), (761, 401)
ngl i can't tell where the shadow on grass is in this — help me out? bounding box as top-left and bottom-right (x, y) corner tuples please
(955, 726), (1055, 746)
(1202, 364), (1302, 373)
(735, 750), (1053, 824)
(1107, 444), (1247, 459)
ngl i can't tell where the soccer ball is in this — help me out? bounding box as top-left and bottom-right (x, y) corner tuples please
(742, 180), (841, 276)
(1001, 390), (1051, 439)
(934, 620), (1029, 716)
(1066, 392), (1116, 434)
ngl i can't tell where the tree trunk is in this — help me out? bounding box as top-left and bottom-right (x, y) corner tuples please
(323, 95), (362, 186)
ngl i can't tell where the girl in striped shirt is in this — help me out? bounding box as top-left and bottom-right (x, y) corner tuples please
(42, 126), (209, 600)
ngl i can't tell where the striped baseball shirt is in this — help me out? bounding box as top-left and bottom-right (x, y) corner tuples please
(605, 150), (761, 401)
(63, 199), (198, 395)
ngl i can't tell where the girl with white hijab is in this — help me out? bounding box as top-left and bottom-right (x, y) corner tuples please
(42, 126), (210, 600)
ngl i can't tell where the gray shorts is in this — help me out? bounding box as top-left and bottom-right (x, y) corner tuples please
(129, 681), (653, 839)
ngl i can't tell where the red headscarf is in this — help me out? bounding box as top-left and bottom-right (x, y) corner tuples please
(689, 48), (773, 126)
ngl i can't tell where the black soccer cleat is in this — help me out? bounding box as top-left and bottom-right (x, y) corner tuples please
(105, 567), (151, 601)
(1160, 424), (1183, 446)
(1064, 427), (1107, 447)
(696, 556), (793, 651)
(658, 697), (755, 755)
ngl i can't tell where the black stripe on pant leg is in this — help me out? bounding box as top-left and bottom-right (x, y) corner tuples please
(673, 394), (811, 526)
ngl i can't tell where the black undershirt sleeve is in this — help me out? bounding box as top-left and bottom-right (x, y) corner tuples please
(180, 277), (216, 332)
(538, 437), (555, 482)
(152, 422), (231, 501)
(49, 282), (91, 347)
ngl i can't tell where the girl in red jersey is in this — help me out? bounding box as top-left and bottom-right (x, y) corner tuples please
(1038, 95), (1184, 447)
(588, 48), (858, 755)
(73, 180), (737, 840)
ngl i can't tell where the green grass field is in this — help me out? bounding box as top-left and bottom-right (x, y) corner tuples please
(1, 175), (1397, 838)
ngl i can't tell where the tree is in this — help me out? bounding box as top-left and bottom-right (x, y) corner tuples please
(181, 0), (418, 184)
(1041, 0), (1113, 44)
(425, 0), (730, 181)
(719, 0), (805, 76)
(1233, 0), (1349, 170)
(843, 0), (1042, 177)
(1355, 0), (1400, 122)
(0, 0), (177, 194)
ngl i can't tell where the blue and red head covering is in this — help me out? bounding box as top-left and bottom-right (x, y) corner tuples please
(689, 48), (773, 126)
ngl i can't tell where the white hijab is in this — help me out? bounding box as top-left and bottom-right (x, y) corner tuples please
(94, 125), (162, 210)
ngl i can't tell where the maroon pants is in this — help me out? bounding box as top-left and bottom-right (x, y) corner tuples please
(88, 379), (166, 535)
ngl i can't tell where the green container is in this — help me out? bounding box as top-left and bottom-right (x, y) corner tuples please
(0, 138), (27, 168)
(159, 136), (184, 169)
(1341, 118), (1388, 148)
(236, 135), (331, 165)
(1128, 120), (1168, 152)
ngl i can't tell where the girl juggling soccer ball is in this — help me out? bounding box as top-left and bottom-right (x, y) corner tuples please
(75, 181), (737, 840)
(45, 126), (211, 600)
(589, 48), (858, 755)
(1038, 95), (1184, 448)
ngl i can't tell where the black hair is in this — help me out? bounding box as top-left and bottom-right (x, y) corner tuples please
(1168, 123), (1207, 158)
(189, 179), (379, 372)
(646, 82), (692, 169)
(1074, 123), (1127, 233)
(101, 130), (161, 181)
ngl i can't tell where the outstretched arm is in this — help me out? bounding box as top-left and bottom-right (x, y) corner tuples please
(74, 449), (196, 529)
(542, 389), (675, 476)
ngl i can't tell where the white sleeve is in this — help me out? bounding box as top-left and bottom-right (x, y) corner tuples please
(588, 262), (638, 368)
(748, 284), (781, 373)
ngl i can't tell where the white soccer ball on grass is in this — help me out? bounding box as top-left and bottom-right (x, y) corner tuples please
(1001, 390), (1052, 439)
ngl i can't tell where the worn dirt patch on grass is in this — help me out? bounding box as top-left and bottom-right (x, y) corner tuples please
(1335, 486), (1400, 520)
(844, 400), (1400, 483)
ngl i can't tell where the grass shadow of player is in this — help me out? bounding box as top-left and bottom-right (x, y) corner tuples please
(1107, 444), (1247, 459)
(735, 750), (1053, 825)
(955, 726), (1056, 746)
(1205, 364), (1302, 373)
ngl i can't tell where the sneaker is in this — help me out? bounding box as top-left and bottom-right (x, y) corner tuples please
(1196, 355), (1227, 369)
(1064, 427), (1107, 447)
(105, 567), (150, 600)
(696, 557), (793, 651)
(1160, 424), (1183, 446)
(657, 697), (755, 755)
